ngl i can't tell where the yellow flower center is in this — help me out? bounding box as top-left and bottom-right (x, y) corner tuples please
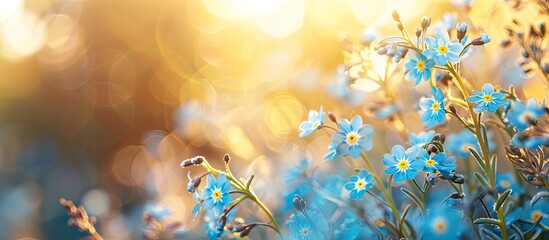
(397, 160), (409, 170)
(500, 180), (510, 189)
(483, 95), (492, 102)
(213, 189), (221, 201)
(300, 227), (310, 236)
(433, 217), (448, 233)
(531, 210), (542, 220)
(520, 112), (533, 123)
(438, 46), (448, 54)
(375, 219), (385, 227)
(425, 159), (436, 167)
(355, 179), (366, 190)
(432, 102), (440, 111)
(416, 61), (425, 71)
(312, 121), (320, 129)
(347, 132), (359, 144)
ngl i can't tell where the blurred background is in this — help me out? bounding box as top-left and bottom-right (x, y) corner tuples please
(0, 0), (547, 239)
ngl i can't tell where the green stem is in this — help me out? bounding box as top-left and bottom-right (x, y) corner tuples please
(446, 64), (496, 189)
(361, 154), (410, 238)
(497, 208), (508, 240)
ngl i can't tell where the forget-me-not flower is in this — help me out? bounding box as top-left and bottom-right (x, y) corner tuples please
(466, 83), (508, 113)
(407, 130), (436, 148)
(344, 169), (374, 199)
(331, 115), (374, 158)
(424, 31), (463, 65)
(299, 106), (325, 137)
(419, 87), (446, 128)
(404, 52), (436, 86)
(203, 173), (231, 216)
(496, 172), (525, 197)
(382, 145), (426, 182)
(417, 148), (456, 175)
(446, 130), (479, 159)
(507, 98), (546, 130)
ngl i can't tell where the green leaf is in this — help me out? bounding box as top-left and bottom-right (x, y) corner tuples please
(475, 172), (491, 189)
(468, 147), (487, 175)
(530, 191), (549, 207)
(494, 189), (512, 211)
(474, 218), (501, 226)
(399, 204), (411, 231)
(481, 228), (502, 240)
(510, 223), (526, 240)
(491, 154), (498, 177)
(401, 188), (423, 212)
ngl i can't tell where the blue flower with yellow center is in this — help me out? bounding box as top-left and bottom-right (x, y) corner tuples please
(286, 209), (328, 240)
(404, 52), (435, 86)
(419, 87), (446, 128)
(445, 130), (479, 159)
(331, 115), (374, 159)
(344, 169), (374, 199)
(299, 106), (325, 138)
(203, 173), (231, 216)
(407, 130), (436, 148)
(506, 98), (546, 131)
(417, 148), (456, 175)
(382, 145), (426, 182)
(421, 206), (464, 239)
(496, 172), (524, 197)
(424, 31), (463, 65)
(466, 83), (508, 113)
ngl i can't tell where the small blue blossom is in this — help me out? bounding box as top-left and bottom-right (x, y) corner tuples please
(203, 173), (231, 216)
(496, 172), (525, 197)
(329, 66), (366, 106)
(299, 106), (325, 138)
(331, 115), (374, 159)
(285, 159), (310, 184)
(507, 98), (546, 131)
(466, 83), (508, 113)
(417, 149), (456, 175)
(382, 145), (426, 182)
(407, 130), (436, 148)
(404, 52), (436, 86)
(522, 199), (549, 228)
(344, 169), (374, 199)
(424, 31), (463, 65)
(419, 87), (446, 128)
(511, 130), (549, 149)
(431, 12), (457, 32)
(286, 210), (328, 239)
(421, 207), (464, 240)
(203, 208), (235, 239)
(446, 130), (479, 158)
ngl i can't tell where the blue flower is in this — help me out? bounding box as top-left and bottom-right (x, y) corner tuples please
(404, 52), (436, 86)
(344, 170), (374, 199)
(382, 145), (426, 182)
(507, 98), (546, 131)
(419, 87), (446, 128)
(203, 208), (235, 239)
(417, 149), (456, 174)
(456, 22), (468, 33)
(407, 130), (436, 148)
(446, 130), (479, 158)
(299, 106), (325, 138)
(511, 130), (549, 150)
(424, 31), (463, 65)
(331, 115), (374, 159)
(522, 199), (549, 228)
(466, 83), (508, 113)
(421, 207), (464, 240)
(286, 210), (328, 239)
(285, 159), (310, 184)
(203, 173), (231, 216)
(496, 172), (525, 197)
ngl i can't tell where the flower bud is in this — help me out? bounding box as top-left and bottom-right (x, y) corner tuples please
(223, 154), (231, 163)
(449, 192), (465, 199)
(456, 22), (468, 42)
(328, 112), (338, 124)
(392, 10), (400, 22)
(421, 16), (431, 29)
(216, 214), (227, 231)
(426, 144), (439, 154)
(500, 39), (511, 48)
(397, 22), (404, 32)
(293, 194), (307, 212)
(426, 172), (438, 186)
(448, 104), (457, 114)
(471, 33), (491, 46)
(415, 27), (422, 38)
(433, 133), (445, 144)
(187, 177), (201, 193)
